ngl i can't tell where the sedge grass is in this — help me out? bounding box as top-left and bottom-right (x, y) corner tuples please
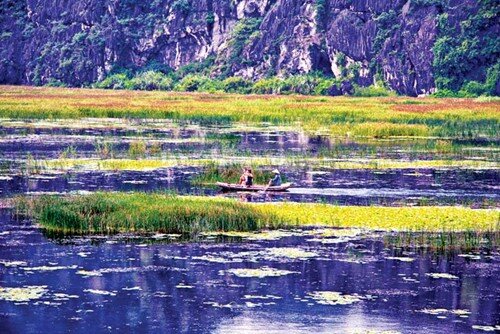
(15, 193), (499, 235)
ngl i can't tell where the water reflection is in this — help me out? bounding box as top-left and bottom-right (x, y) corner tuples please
(0, 210), (498, 333)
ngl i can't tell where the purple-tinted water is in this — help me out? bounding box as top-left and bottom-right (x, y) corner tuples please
(0, 210), (498, 333)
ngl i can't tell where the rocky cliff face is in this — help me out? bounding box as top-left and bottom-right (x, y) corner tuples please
(0, 0), (498, 96)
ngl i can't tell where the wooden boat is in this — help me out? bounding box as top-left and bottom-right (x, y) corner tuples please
(216, 182), (293, 192)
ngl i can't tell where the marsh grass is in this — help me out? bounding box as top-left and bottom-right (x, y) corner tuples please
(128, 140), (147, 159)
(1, 86), (498, 139)
(15, 193), (499, 236)
(16, 193), (285, 235)
(385, 230), (499, 252)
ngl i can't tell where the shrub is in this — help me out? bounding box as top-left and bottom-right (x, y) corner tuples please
(94, 73), (132, 90)
(251, 77), (283, 94)
(129, 71), (173, 90)
(174, 74), (222, 92)
(459, 81), (487, 97)
(353, 85), (394, 97)
(222, 77), (252, 93)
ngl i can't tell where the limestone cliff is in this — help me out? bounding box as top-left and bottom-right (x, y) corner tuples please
(0, 0), (498, 96)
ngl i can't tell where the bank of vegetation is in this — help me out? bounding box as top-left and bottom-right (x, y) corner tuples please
(16, 193), (499, 235)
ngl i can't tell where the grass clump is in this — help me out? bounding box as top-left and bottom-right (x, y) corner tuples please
(17, 193), (285, 235)
(16, 193), (499, 236)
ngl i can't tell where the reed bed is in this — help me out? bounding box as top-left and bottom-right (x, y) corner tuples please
(16, 193), (499, 235)
(1, 86), (498, 138)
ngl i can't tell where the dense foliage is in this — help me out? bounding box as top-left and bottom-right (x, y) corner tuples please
(0, 0), (498, 96)
(432, 0), (499, 97)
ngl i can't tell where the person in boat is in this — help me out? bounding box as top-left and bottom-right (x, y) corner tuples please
(239, 167), (253, 187)
(268, 169), (282, 187)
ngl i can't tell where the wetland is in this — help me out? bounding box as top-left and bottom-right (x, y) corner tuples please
(0, 86), (499, 333)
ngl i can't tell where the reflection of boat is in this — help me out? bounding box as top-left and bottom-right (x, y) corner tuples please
(216, 182), (293, 192)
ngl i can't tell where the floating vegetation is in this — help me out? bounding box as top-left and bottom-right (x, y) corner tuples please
(266, 247), (318, 259)
(0, 286), (48, 302)
(84, 289), (117, 296)
(76, 270), (102, 277)
(243, 295), (282, 300)
(307, 291), (364, 305)
(21, 265), (78, 272)
(0, 260), (27, 267)
(222, 267), (299, 278)
(76, 266), (166, 277)
(417, 308), (471, 316)
(52, 293), (79, 301)
(425, 273), (459, 280)
(471, 325), (500, 332)
(203, 230), (305, 241)
(385, 257), (415, 262)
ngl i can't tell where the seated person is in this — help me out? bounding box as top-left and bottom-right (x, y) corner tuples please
(268, 169), (282, 187)
(239, 167), (253, 186)
(245, 168), (253, 186)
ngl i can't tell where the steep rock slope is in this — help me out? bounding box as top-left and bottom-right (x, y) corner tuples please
(0, 0), (498, 95)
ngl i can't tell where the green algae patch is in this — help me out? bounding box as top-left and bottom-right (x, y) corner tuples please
(16, 193), (499, 236)
(0, 286), (48, 302)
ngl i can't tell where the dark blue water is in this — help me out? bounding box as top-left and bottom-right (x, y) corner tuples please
(0, 209), (498, 333)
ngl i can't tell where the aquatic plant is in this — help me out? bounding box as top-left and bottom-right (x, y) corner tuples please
(15, 193), (499, 235)
(0, 286), (48, 302)
(128, 140), (147, 159)
(384, 230), (500, 251)
(307, 291), (363, 305)
(17, 193), (285, 235)
(31, 156), (500, 173)
(222, 267), (299, 278)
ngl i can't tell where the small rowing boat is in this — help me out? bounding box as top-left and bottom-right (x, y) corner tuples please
(216, 182), (293, 192)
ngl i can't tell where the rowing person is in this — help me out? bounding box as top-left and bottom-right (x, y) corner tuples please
(268, 169), (282, 187)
